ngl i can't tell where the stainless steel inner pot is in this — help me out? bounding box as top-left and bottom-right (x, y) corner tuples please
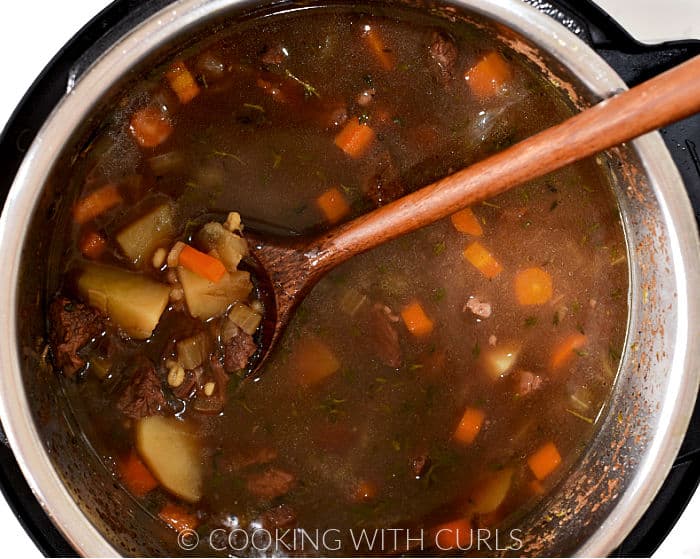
(0, 0), (698, 556)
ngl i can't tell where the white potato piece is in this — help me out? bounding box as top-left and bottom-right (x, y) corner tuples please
(78, 263), (170, 339)
(136, 415), (203, 503)
(470, 468), (514, 514)
(178, 266), (252, 320)
(481, 342), (521, 379)
(116, 203), (175, 266)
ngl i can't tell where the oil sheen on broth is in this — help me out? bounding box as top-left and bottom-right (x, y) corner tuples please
(48, 5), (628, 556)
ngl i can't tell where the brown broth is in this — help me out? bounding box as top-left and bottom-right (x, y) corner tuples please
(55, 4), (628, 556)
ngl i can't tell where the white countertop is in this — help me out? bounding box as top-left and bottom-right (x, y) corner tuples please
(0, 1), (698, 557)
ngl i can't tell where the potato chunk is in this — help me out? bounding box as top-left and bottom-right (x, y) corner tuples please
(177, 266), (252, 320)
(78, 263), (170, 339)
(116, 203), (175, 266)
(136, 416), (202, 503)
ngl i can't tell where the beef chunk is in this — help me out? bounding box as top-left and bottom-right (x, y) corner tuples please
(429, 31), (458, 84)
(259, 504), (297, 530)
(228, 447), (278, 472)
(223, 331), (257, 373)
(49, 296), (104, 377)
(368, 303), (402, 368)
(411, 455), (431, 479)
(516, 370), (543, 396)
(246, 467), (295, 499)
(362, 151), (404, 207)
(117, 362), (167, 419)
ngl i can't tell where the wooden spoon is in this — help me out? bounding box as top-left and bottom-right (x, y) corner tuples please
(245, 54), (700, 374)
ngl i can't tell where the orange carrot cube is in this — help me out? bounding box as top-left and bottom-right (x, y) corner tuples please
(463, 241), (503, 278)
(465, 51), (511, 98)
(73, 184), (123, 225)
(527, 441), (562, 480)
(316, 187), (351, 224)
(401, 301), (434, 337)
(550, 333), (587, 370)
(129, 106), (173, 148)
(514, 267), (553, 305)
(166, 61), (200, 104)
(334, 119), (376, 158)
(450, 207), (483, 236)
(453, 407), (485, 445)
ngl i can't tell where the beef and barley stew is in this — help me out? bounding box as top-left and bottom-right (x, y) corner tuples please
(47, 5), (628, 555)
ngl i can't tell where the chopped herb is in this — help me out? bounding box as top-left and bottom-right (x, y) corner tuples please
(576, 323), (586, 335)
(549, 199), (559, 211)
(433, 240), (446, 256)
(408, 363), (424, 372)
(524, 316), (537, 327)
(391, 439), (401, 451)
(610, 287), (624, 299)
(212, 150), (245, 165)
(63, 302), (75, 312)
(472, 341), (481, 359)
(398, 62), (410, 72)
(608, 346), (621, 364)
(481, 200), (501, 209)
(392, 116), (403, 125)
(573, 348), (589, 357)
(566, 408), (593, 424)
(553, 312), (560, 326)
(243, 103), (265, 113)
(358, 113), (370, 125)
(432, 287), (446, 302)
(571, 301), (581, 313)
(581, 184), (594, 193)
(363, 74), (374, 87)
(272, 152), (282, 169)
(523, 219), (532, 228)
(284, 69), (320, 98)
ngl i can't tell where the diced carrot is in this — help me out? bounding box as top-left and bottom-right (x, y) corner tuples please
(527, 441), (562, 480)
(165, 61), (200, 104)
(353, 480), (377, 502)
(453, 407), (485, 445)
(334, 119), (376, 158)
(401, 301), (434, 337)
(293, 337), (341, 385)
(178, 244), (226, 283)
(79, 229), (107, 259)
(119, 451), (158, 496)
(450, 207), (483, 236)
(129, 106), (173, 148)
(362, 25), (395, 70)
(158, 502), (199, 532)
(73, 184), (123, 225)
(514, 267), (553, 305)
(463, 241), (503, 279)
(550, 332), (588, 370)
(316, 187), (350, 224)
(464, 51), (511, 98)
(433, 518), (472, 551)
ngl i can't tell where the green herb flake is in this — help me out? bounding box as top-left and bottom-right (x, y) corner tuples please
(524, 316), (537, 327)
(358, 113), (371, 125)
(284, 69), (320, 98)
(432, 287), (446, 302)
(433, 240), (446, 256)
(566, 408), (593, 424)
(472, 341), (481, 359)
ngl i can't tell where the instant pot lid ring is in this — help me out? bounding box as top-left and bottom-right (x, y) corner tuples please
(0, 0), (697, 556)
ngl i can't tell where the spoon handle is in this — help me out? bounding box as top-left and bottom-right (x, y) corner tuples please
(313, 54), (700, 269)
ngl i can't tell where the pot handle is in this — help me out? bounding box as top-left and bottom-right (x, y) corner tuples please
(525, 0), (700, 84)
